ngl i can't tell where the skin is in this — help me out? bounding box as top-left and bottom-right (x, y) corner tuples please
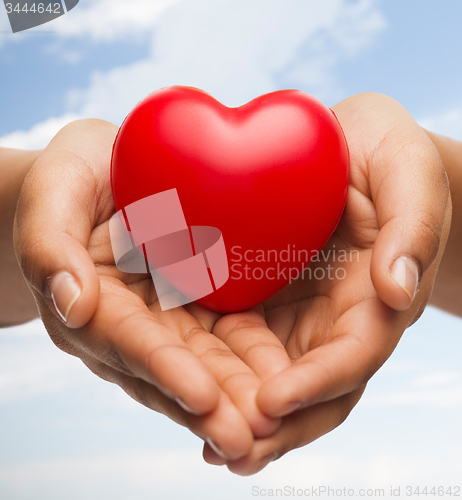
(205, 94), (453, 474)
(0, 147), (42, 326)
(1, 92), (455, 475)
(424, 130), (462, 315)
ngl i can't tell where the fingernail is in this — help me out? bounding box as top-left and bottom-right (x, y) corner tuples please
(175, 397), (201, 415)
(49, 272), (81, 323)
(206, 439), (229, 460)
(390, 257), (419, 307)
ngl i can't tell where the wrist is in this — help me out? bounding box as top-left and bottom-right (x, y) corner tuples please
(0, 147), (42, 326)
(0, 148), (42, 218)
(422, 129), (462, 313)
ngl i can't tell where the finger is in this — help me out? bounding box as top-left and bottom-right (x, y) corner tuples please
(333, 94), (451, 311)
(164, 308), (283, 438)
(203, 443), (227, 466)
(257, 297), (399, 417)
(125, 380), (254, 461)
(209, 388), (364, 476)
(212, 308), (292, 380)
(83, 357), (253, 460)
(369, 121), (451, 310)
(75, 283), (220, 415)
(13, 119), (118, 328)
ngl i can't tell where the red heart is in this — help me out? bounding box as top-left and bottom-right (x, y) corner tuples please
(111, 86), (349, 313)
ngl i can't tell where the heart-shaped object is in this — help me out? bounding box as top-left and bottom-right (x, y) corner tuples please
(111, 86), (349, 313)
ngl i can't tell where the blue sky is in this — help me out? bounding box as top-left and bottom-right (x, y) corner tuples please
(2, 0), (462, 139)
(1, 1), (462, 498)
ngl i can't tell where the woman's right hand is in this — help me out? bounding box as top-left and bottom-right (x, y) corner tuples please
(13, 119), (289, 461)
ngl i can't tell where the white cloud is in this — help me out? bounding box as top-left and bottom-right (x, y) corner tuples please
(262, 452), (462, 491)
(363, 365), (462, 408)
(70, 0), (386, 122)
(0, 450), (238, 500)
(0, 449), (460, 500)
(365, 386), (462, 408)
(0, 318), (46, 338)
(0, 320), (91, 403)
(51, 0), (182, 42)
(418, 106), (462, 140)
(412, 370), (461, 388)
(0, 113), (80, 149)
(378, 359), (425, 374)
(0, 0), (386, 148)
(0, 343), (85, 403)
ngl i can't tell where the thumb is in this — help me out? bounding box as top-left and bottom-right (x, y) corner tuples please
(13, 119), (118, 328)
(369, 124), (451, 311)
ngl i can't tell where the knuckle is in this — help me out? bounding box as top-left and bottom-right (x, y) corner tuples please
(214, 310), (264, 336)
(242, 341), (287, 361)
(103, 311), (150, 376)
(197, 345), (235, 362)
(182, 325), (206, 342)
(144, 343), (189, 382)
(219, 319), (267, 342)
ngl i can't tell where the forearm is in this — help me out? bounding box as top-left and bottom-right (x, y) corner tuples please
(0, 147), (42, 326)
(424, 130), (462, 315)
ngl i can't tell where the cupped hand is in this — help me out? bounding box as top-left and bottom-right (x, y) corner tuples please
(13, 119), (291, 461)
(14, 93), (451, 475)
(202, 92), (452, 474)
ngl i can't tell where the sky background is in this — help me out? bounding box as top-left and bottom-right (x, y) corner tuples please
(1, 0), (462, 498)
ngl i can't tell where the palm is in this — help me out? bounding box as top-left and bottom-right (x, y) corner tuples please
(79, 191), (289, 447)
(263, 164), (378, 361)
(210, 123), (386, 394)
